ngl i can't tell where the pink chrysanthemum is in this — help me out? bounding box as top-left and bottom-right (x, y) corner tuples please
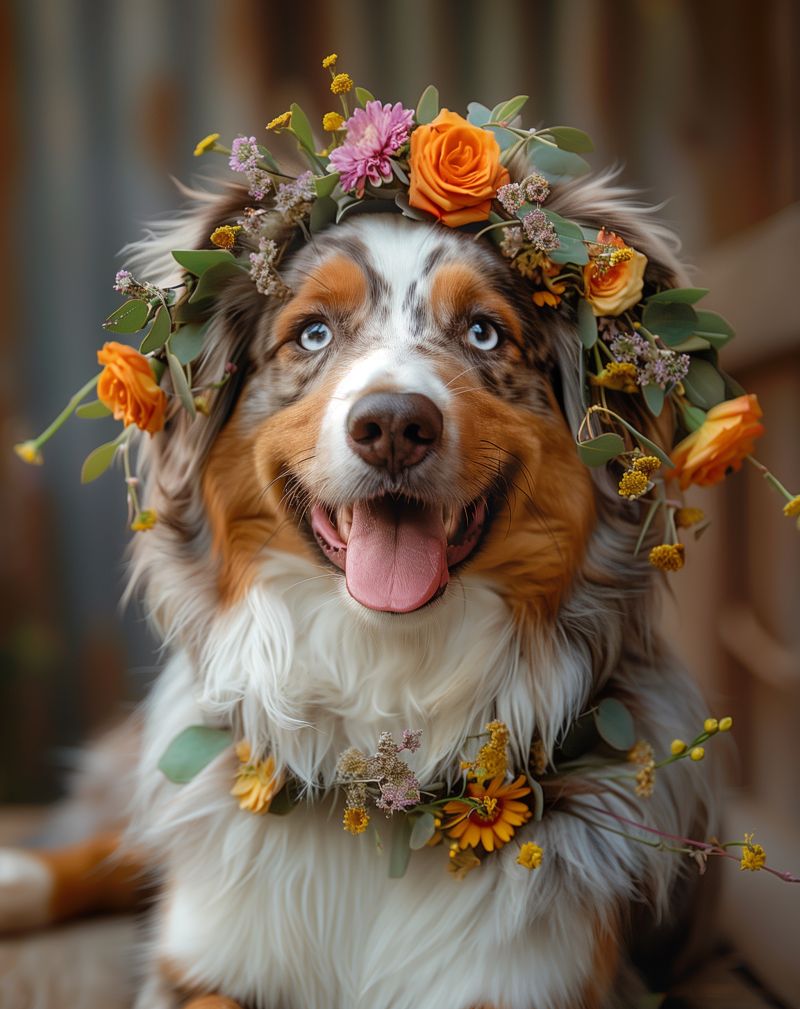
(328, 100), (413, 197)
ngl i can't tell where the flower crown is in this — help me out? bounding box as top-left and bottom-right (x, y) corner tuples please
(14, 53), (799, 563)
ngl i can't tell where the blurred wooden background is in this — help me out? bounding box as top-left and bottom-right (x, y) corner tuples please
(0, 0), (798, 1001)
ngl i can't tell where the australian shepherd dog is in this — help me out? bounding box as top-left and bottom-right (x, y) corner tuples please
(0, 161), (712, 1009)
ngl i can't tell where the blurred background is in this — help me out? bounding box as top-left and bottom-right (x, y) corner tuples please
(0, 0), (798, 1002)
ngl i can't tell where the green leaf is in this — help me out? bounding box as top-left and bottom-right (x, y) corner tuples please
(538, 126), (594, 153)
(388, 815), (413, 878)
(409, 812), (436, 850)
(167, 350), (196, 417)
(643, 383), (665, 417)
(529, 139), (591, 182)
(310, 194), (338, 234)
(691, 309), (735, 349)
(390, 159), (409, 185)
(669, 336), (712, 353)
(577, 432), (625, 467)
(594, 698), (635, 751)
(491, 94), (528, 123)
(548, 235), (589, 266)
(104, 299), (149, 333)
(641, 301), (699, 346)
(681, 402), (707, 432)
(529, 778), (544, 822)
(75, 400), (112, 419)
(172, 249), (236, 277)
(80, 439), (119, 484)
(683, 358), (726, 409)
(169, 323), (208, 365)
(646, 287), (709, 305)
(415, 84), (439, 125)
(313, 172), (340, 198)
(289, 102), (316, 154)
(556, 712), (599, 761)
(540, 208), (584, 241)
(266, 781), (300, 816)
(355, 87), (375, 108)
(633, 499), (661, 557)
(157, 725), (233, 784)
(256, 145), (281, 173)
(188, 260), (248, 304)
(395, 191), (435, 221)
(466, 101), (492, 126)
(577, 298), (597, 349)
(139, 306), (171, 354)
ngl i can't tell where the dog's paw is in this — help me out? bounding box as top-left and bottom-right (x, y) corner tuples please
(0, 849), (53, 932)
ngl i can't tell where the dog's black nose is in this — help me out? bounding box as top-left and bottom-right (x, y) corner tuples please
(347, 392), (443, 476)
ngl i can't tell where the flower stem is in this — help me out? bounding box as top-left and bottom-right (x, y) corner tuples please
(746, 455), (796, 503)
(29, 374), (100, 450)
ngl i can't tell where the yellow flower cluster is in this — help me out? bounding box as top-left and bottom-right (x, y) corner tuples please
(740, 833), (766, 872)
(784, 495), (800, 518)
(193, 132), (220, 157)
(210, 225), (242, 250)
(330, 73), (353, 95)
(675, 507), (705, 528)
(618, 470), (649, 499)
(632, 455), (661, 476)
(461, 720), (509, 780)
(322, 53), (338, 69)
(13, 440), (43, 465)
(231, 741), (281, 814)
(322, 111), (345, 132)
(266, 111), (292, 131)
(590, 361), (639, 393)
(649, 543), (685, 572)
(130, 509), (157, 533)
(343, 807), (370, 834)
(517, 842), (543, 870)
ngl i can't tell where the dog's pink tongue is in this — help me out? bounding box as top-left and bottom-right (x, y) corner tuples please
(345, 499), (449, 613)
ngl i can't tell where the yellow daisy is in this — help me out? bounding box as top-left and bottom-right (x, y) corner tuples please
(444, 774), (531, 852)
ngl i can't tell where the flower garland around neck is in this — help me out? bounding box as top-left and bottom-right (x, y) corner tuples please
(157, 702), (799, 885)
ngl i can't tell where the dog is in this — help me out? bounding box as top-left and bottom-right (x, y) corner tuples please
(0, 163), (713, 1009)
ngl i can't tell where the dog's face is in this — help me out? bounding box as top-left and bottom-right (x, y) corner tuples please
(202, 214), (594, 620)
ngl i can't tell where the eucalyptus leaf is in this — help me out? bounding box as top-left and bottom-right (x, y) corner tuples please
(643, 383), (665, 417)
(388, 815), (413, 878)
(395, 192), (436, 222)
(683, 358), (726, 409)
(646, 287), (709, 305)
(189, 261), (248, 305)
(415, 84), (439, 125)
(172, 249), (236, 276)
(289, 102), (316, 154)
(681, 402), (707, 432)
(486, 125), (518, 150)
(139, 306), (171, 353)
(641, 301), (698, 346)
(390, 159), (409, 185)
(538, 125), (594, 153)
(692, 309), (735, 348)
(355, 87), (376, 108)
(266, 781), (300, 816)
(556, 712), (599, 761)
(594, 697), (635, 751)
(169, 323), (208, 365)
(310, 195), (338, 234)
(80, 439), (119, 484)
(75, 400), (112, 419)
(491, 94), (528, 123)
(409, 812), (436, 850)
(548, 236), (589, 265)
(157, 725), (233, 784)
(466, 101), (492, 126)
(313, 172), (340, 198)
(577, 298), (597, 349)
(669, 336), (712, 353)
(104, 299), (149, 334)
(577, 432), (625, 467)
(167, 351), (196, 417)
(541, 209), (585, 241)
(529, 139), (591, 182)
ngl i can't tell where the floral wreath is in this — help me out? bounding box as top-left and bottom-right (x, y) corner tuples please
(13, 53), (800, 890)
(13, 53), (799, 565)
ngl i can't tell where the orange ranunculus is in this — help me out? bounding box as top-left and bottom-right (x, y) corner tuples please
(670, 394), (764, 489)
(408, 110), (510, 228)
(97, 342), (167, 435)
(583, 229), (647, 317)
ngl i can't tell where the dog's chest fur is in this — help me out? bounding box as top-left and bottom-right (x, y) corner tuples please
(132, 552), (606, 1009)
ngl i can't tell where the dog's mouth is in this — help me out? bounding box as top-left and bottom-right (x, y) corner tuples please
(310, 495), (488, 614)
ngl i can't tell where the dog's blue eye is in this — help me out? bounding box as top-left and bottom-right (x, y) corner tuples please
(467, 320), (500, 351)
(298, 321), (333, 352)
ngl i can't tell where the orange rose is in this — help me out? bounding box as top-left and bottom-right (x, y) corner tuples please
(408, 110), (510, 227)
(670, 394), (764, 489)
(583, 229), (647, 317)
(97, 342), (167, 435)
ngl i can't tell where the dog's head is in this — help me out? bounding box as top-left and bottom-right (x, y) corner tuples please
(129, 168), (685, 655)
